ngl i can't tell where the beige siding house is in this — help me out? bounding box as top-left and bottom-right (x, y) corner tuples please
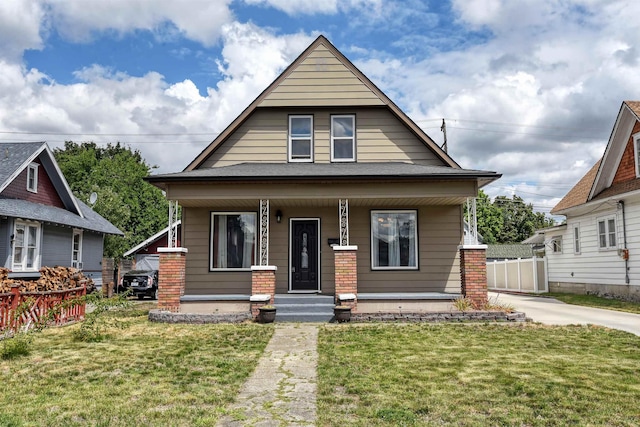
(147, 36), (501, 318)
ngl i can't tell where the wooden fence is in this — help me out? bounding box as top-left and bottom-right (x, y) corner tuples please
(487, 257), (548, 294)
(0, 285), (86, 332)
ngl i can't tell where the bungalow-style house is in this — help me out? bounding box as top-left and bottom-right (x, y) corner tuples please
(0, 142), (122, 286)
(147, 36), (501, 318)
(546, 101), (640, 301)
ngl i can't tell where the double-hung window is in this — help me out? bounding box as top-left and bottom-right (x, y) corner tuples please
(331, 115), (355, 162)
(12, 220), (40, 271)
(573, 225), (580, 254)
(210, 212), (257, 270)
(72, 230), (83, 269)
(371, 210), (418, 269)
(288, 115), (313, 162)
(27, 163), (38, 193)
(597, 216), (617, 249)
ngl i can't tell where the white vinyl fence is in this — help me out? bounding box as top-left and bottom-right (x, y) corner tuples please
(487, 256), (548, 293)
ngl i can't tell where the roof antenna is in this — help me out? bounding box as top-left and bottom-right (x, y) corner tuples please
(440, 118), (448, 153)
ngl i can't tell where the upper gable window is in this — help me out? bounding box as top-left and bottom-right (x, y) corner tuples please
(288, 115), (313, 162)
(634, 133), (640, 178)
(331, 115), (356, 162)
(27, 163), (38, 193)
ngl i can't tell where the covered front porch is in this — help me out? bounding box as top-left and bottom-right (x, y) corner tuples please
(155, 194), (488, 321)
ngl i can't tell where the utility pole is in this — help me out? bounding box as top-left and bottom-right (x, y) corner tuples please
(440, 118), (447, 153)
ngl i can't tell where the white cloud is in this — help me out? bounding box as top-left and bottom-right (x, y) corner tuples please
(46, 0), (234, 46)
(0, 0), (46, 60)
(243, 0), (383, 16)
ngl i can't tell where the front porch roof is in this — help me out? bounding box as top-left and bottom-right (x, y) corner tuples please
(146, 162), (501, 188)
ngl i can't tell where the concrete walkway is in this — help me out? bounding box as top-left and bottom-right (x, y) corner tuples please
(490, 291), (640, 336)
(217, 324), (319, 427)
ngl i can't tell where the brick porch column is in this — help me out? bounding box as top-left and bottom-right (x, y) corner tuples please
(157, 247), (188, 312)
(459, 244), (488, 307)
(333, 245), (358, 311)
(250, 266), (277, 319)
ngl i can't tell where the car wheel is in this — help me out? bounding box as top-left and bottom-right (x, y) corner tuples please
(137, 294), (144, 300)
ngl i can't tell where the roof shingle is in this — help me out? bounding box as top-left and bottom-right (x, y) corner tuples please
(551, 160), (601, 214)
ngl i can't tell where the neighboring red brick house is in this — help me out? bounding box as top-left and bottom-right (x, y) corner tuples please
(0, 142), (122, 285)
(147, 36), (500, 319)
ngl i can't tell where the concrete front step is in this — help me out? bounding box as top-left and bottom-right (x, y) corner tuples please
(273, 294), (335, 322)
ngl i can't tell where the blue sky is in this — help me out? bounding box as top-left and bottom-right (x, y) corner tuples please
(2, 0), (640, 214)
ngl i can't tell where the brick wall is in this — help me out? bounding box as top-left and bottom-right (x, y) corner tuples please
(613, 121), (640, 184)
(250, 267), (276, 319)
(158, 249), (187, 312)
(334, 246), (358, 311)
(460, 246), (488, 307)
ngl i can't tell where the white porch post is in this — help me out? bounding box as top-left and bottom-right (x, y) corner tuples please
(167, 200), (179, 248)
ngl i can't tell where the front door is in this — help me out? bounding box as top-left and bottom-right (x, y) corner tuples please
(290, 219), (319, 291)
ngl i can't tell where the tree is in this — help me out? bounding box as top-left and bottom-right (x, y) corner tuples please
(54, 142), (169, 259)
(473, 190), (554, 244)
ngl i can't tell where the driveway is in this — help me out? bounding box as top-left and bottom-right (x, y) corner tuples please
(489, 291), (640, 336)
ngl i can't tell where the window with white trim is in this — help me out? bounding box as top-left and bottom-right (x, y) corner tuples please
(597, 216), (617, 249)
(12, 220), (40, 271)
(573, 225), (580, 254)
(72, 230), (83, 269)
(27, 163), (38, 193)
(634, 133), (640, 178)
(371, 210), (418, 269)
(288, 115), (313, 162)
(551, 236), (562, 254)
(210, 212), (256, 270)
(331, 114), (355, 162)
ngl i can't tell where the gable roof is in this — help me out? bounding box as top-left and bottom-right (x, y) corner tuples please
(186, 35), (459, 171)
(123, 221), (181, 257)
(551, 101), (640, 215)
(0, 142), (82, 217)
(550, 160), (601, 214)
(0, 141), (122, 235)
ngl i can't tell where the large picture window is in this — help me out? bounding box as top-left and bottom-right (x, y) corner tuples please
(371, 210), (418, 269)
(12, 220), (40, 272)
(210, 213), (256, 270)
(331, 115), (355, 161)
(288, 115), (313, 162)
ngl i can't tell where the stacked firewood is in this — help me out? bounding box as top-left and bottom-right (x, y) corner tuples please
(0, 266), (94, 293)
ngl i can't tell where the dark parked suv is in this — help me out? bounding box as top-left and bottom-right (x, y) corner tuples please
(121, 270), (158, 300)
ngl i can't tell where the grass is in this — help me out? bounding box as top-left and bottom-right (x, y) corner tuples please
(317, 323), (640, 426)
(546, 292), (640, 314)
(0, 306), (273, 427)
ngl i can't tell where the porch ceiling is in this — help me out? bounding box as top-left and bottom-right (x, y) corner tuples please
(177, 196), (469, 208)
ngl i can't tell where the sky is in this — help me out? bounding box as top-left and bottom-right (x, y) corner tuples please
(1, 0), (639, 217)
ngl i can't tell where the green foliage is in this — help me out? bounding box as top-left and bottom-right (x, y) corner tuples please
(73, 292), (133, 342)
(471, 190), (555, 244)
(0, 333), (32, 360)
(53, 141), (169, 259)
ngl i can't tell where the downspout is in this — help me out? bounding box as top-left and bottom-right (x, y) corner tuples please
(618, 201), (630, 284)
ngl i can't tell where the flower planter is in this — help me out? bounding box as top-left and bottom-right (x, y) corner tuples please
(334, 306), (352, 323)
(258, 306), (277, 323)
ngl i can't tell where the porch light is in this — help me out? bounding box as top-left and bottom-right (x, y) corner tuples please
(276, 210), (283, 223)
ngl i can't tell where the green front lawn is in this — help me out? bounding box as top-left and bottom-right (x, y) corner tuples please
(546, 292), (640, 314)
(318, 323), (640, 426)
(0, 310), (273, 427)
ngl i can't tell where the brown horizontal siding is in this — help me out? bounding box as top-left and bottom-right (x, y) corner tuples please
(182, 204), (462, 296)
(201, 108), (445, 168)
